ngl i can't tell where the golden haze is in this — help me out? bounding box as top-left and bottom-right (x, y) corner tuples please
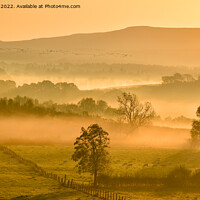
(1, 0), (200, 41)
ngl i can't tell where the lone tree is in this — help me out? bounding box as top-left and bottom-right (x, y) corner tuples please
(72, 124), (110, 187)
(191, 106), (200, 148)
(117, 92), (155, 128)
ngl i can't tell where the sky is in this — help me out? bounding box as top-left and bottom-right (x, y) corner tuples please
(1, 0), (200, 41)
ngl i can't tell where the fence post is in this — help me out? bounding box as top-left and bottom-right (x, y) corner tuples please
(64, 175), (66, 185)
(71, 179), (73, 188)
(67, 180), (70, 187)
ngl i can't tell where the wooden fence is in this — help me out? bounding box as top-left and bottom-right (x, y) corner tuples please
(0, 145), (127, 200)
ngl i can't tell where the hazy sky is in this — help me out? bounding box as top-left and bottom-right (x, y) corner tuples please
(1, 0), (200, 41)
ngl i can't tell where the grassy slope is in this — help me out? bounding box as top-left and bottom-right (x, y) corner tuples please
(7, 145), (91, 183)
(7, 145), (200, 200)
(0, 149), (98, 200)
(8, 145), (200, 177)
(2, 26), (200, 66)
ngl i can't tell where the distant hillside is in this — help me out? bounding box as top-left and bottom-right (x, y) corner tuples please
(1, 26), (200, 65)
(0, 79), (199, 117)
(1, 62), (200, 90)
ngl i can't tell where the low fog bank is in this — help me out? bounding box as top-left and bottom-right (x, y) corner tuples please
(0, 116), (190, 148)
(115, 126), (190, 148)
(148, 100), (198, 119)
(8, 75), (161, 90)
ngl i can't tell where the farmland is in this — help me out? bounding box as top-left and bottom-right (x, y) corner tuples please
(9, 145), (200, 178)
(1, 144), (200, 200)
(0, 147), (99, 200)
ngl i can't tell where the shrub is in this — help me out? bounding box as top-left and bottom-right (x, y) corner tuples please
(165, 166), (191, 186)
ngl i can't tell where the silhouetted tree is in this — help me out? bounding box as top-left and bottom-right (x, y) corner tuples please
(72, 124), (110, 187)
(191, 107), (200, 148)
(117, 92), (155, 128)
(78, 98), (96, 114)
(96, 100), (108, 113)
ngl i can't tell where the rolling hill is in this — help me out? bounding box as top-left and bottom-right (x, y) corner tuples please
(1, 26), (200, 65)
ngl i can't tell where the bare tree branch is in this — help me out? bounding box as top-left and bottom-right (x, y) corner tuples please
(117, 92), (155, 129)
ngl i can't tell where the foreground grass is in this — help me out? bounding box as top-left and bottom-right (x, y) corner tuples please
(8, 145), (200, 177)
(0, 150), (98, 200)
(116, 187), (200, 200)
(6, 145), (200, 200)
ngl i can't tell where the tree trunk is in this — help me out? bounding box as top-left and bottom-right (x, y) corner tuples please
(94, 169), (97, 187)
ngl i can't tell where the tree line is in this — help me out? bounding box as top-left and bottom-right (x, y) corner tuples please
(0, 96), (115, 117)
(0, 93), (155, 129)
(162, 73), (200, 84)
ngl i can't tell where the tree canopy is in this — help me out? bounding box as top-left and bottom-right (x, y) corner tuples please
(117, 92), (155, 128)
(72, 124), (110, 187)
(191, 107), (200, 147)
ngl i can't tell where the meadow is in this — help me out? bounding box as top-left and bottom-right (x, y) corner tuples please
(2, 144), (200, 200)
(0, 147), (99, 200)
(9, 145), (200, 177)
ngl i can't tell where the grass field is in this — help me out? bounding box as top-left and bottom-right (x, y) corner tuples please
(3, 145), (200, 200)
(0, 149), (99, 200)
(8, 145), (200, 178)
